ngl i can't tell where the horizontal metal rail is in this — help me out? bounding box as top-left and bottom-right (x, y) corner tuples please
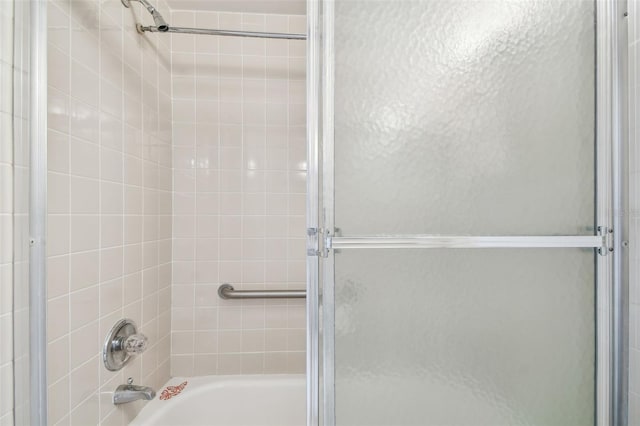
(140, 25), (306, 40)
(218, 283), (306, 299)
(329, 235), (604, 249)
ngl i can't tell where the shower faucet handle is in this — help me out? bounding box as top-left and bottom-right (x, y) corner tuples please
(122, 333), (148, 355)
(104, 319), (148, 371)
(111, 333), (148, 354)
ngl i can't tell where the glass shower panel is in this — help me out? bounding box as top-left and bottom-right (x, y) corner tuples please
(333, 0), (595, 236)
(334, 249), (595, 425)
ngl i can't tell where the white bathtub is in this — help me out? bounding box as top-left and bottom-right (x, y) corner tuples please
(129, 375), (306, 426)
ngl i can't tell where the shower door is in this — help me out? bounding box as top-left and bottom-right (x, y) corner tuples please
(308, 0), (620, 424)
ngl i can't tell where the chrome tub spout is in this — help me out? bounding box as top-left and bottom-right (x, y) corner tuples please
(113, 384), (156, 405)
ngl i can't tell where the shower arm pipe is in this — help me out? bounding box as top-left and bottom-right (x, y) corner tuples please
(138, 24), (307, 40)
(218, 284), (306, 299)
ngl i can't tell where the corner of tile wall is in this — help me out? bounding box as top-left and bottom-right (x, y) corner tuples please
(45, 0), (308, 423)
(169, 10), (307, 377)
(46, 0), (172, 423)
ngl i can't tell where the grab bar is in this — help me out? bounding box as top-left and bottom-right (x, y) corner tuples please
(217, 283), (306, 300)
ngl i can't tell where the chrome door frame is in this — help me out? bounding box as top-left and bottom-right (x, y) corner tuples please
(599, 0), (628, 425)
(612, 0), (630, 423)
(28, 0), (49, 424)
(305, 0), (628, 425)
(306, 0), (321, 423)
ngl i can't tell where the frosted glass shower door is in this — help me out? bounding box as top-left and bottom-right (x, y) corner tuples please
(320, 0), (609, 424)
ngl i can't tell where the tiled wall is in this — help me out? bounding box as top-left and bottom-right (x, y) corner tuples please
(630, 0), (640, 421)
(46, 0), (173, 423)
(169, 10), (307, 376)
(0, 1), (15, 424)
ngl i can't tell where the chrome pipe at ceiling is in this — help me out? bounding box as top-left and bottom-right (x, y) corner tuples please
(121, 0), (306, 40)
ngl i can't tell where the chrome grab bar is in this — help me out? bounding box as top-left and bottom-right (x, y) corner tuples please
(217, 283), (306, 300)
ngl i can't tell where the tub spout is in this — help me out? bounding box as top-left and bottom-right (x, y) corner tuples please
(113, 384), (156, 405)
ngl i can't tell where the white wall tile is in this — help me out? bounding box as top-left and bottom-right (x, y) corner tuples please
(169, 10), (306, 377)
(46, 0), (172, 424)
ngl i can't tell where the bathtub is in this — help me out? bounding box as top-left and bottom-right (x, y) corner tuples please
(129, 375), (306, 426)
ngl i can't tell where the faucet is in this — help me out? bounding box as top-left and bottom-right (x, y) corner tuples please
(113, 380), (156, 405)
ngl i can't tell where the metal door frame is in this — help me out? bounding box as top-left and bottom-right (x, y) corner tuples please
(305, 0), (628, 424)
